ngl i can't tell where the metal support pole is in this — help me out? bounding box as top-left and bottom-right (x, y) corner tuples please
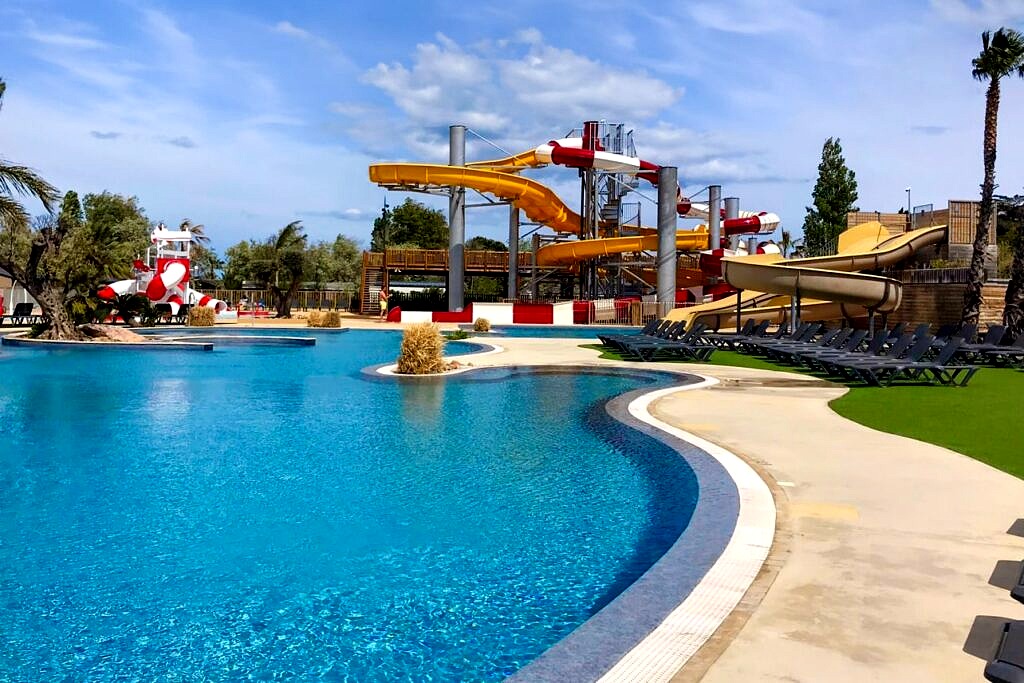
(507, 205), (519, 300)
(448, 124), (466, 312)
(530, 233), (540, 301)
(748, 236), (758, 255)
(735, 288), (743, 333)
(724, 197), (739, 221)
(709, 185), (722, 250)
(656, 166), (678, 318)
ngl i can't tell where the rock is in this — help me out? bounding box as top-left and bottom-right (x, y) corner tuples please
(79, 324), (149, 343)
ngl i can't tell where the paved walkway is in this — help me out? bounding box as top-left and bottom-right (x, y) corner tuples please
(462, 336), (1024, 682)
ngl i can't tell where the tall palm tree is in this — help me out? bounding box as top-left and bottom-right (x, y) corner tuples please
(961, 28), (1024, 326)
(0, 77), (59, 230)
(252, 221), (306, 317)
(179, 218), (209, 245)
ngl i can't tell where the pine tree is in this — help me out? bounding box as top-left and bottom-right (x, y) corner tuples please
(802, 138), (858, 256)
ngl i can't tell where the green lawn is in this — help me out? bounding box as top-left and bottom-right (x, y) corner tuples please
(580, 343), (1024, 480)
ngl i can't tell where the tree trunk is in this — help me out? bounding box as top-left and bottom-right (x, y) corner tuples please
(272, 280), (302, 318)
(961, 78), (1000, 327)
(1003, 226), (1024, 339)
(34, 285), (83, 340)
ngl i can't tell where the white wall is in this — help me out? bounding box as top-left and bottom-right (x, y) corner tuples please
(552, 301), (574, 326)
(472, 302), (515, 326)
(401, 311), (433, 323)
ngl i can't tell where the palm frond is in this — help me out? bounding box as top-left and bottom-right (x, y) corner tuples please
(274, 220), (306, 251)
(0, 160), (59, 212)
(973, 27), (1024, 82)
(0, 77), (5, 112)
(0, 194), (31, 230)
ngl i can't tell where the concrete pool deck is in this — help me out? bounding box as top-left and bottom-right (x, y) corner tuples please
(458, 335), (1024, 682)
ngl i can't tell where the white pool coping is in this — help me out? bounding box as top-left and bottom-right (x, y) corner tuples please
(596, 376), (776, 682)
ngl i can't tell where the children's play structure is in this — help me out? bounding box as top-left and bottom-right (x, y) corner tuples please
(97, 224), (228, 316)
(367, 121), (947, 327)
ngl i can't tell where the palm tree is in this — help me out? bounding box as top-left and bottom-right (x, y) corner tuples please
(179, 218), (209, 245)
(961, 28), (1024, 326)
(0, 77), (59, 231)
(998, 193), (1024, 337)
(251, 221), (307, 317)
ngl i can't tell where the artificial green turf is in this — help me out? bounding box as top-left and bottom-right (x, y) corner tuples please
(580, 342), (1024, 480)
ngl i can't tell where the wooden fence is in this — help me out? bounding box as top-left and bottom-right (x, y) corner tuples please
(197, 289), (356, 311)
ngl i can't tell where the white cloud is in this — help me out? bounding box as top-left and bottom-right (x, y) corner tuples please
(931, 0), (1024, 25)
(274, 20), (332, 49)
(25, 31), (106, 50)
(687, 0), (825, 35)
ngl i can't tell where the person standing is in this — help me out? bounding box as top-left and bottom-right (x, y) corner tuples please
(378, 290), (389, 320)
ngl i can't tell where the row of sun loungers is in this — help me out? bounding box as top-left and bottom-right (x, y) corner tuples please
(599, 316), (1024, 383)
(733, 320), (981, 386)
(0, 303), (47, 327)
(597, 320), (715, 362)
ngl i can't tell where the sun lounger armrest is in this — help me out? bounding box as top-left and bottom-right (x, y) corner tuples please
(986, 620), (1024, 683)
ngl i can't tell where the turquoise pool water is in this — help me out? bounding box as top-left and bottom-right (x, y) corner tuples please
(0, 331), (698, 681)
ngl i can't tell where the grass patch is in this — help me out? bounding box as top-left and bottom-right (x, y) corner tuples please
(830, 369), (1024, 480)
(580, 342), (1024, 480)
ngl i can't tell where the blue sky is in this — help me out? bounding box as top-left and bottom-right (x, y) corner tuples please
(3, 0), (1024, 253)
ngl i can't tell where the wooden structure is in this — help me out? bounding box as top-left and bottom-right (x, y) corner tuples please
(846, 211), (908, 236)
(848, 199), (997, 275)
(359, 249), (541, 314)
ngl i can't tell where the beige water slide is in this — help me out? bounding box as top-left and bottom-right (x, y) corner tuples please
(667, 221), (948, 328)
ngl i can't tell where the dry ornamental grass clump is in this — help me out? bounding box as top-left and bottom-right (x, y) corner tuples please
(396, 322), (446, 374)
(307, 311), (323, 327)
(473, 317), (491, 332)
(187, 306), (216, 326)
(321, 311), (342, 328)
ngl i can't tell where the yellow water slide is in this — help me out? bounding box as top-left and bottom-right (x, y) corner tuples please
(666, 222), (948, 328)
(368, 161), (713, 266)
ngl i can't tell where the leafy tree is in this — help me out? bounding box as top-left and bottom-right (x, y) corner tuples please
(370, 198), (448, 250)
(961, 27), (1024, 326)
(997, 193), (1024, 337)
(222, 240), (256, 289)
(466, 236), (507, 251)
(802, 138), (858, 256)
(329, 234), (361, 283)
(246, 221), (307, 318)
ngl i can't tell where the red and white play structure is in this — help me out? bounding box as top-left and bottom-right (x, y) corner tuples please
(97, 224), (228, 316)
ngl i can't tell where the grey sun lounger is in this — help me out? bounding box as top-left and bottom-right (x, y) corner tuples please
(827, 332), (917, 380)
(768, 327), (851, 363)
(983, 336), (1024, 367)
(812, 328), (893, 375)
(623, 323), (716, 362)
(984, 619), (1024, 683)
(703, 318), (763, 349)
(794, 328), (868, 367)
(597, 318), (663, 347)
(854, 337), (979, 386)
(957, 324), (1008, 361)
(1013, 561), (1024, 605)
(602, 320), (682, 351)
(743, 323), (821, 355)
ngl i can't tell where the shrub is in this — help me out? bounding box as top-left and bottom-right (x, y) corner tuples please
(307, 311), (342, 328)
(473, 317), (491, 332)
(444, 329), (470, 340)
(396, 322), (446, 374)
(188, 306), (216, 326)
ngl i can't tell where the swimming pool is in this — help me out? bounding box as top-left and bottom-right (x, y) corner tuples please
(0, 331), (706, 681)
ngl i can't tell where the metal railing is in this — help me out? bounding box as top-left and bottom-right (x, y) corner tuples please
(365, 249), (537, 271)
(891, 267), (971, 284)
(196, 289), (356, 311)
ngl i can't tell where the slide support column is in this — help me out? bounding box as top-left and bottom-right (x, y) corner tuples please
(657, 166), (679, 318)
(709, 185), (722, 250)
(507, 205), (519, 300)
(448, 124), (466, 312)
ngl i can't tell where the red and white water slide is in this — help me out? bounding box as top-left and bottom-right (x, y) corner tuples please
(97, 226), (227, 315)
(531, 137), (780, 237)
